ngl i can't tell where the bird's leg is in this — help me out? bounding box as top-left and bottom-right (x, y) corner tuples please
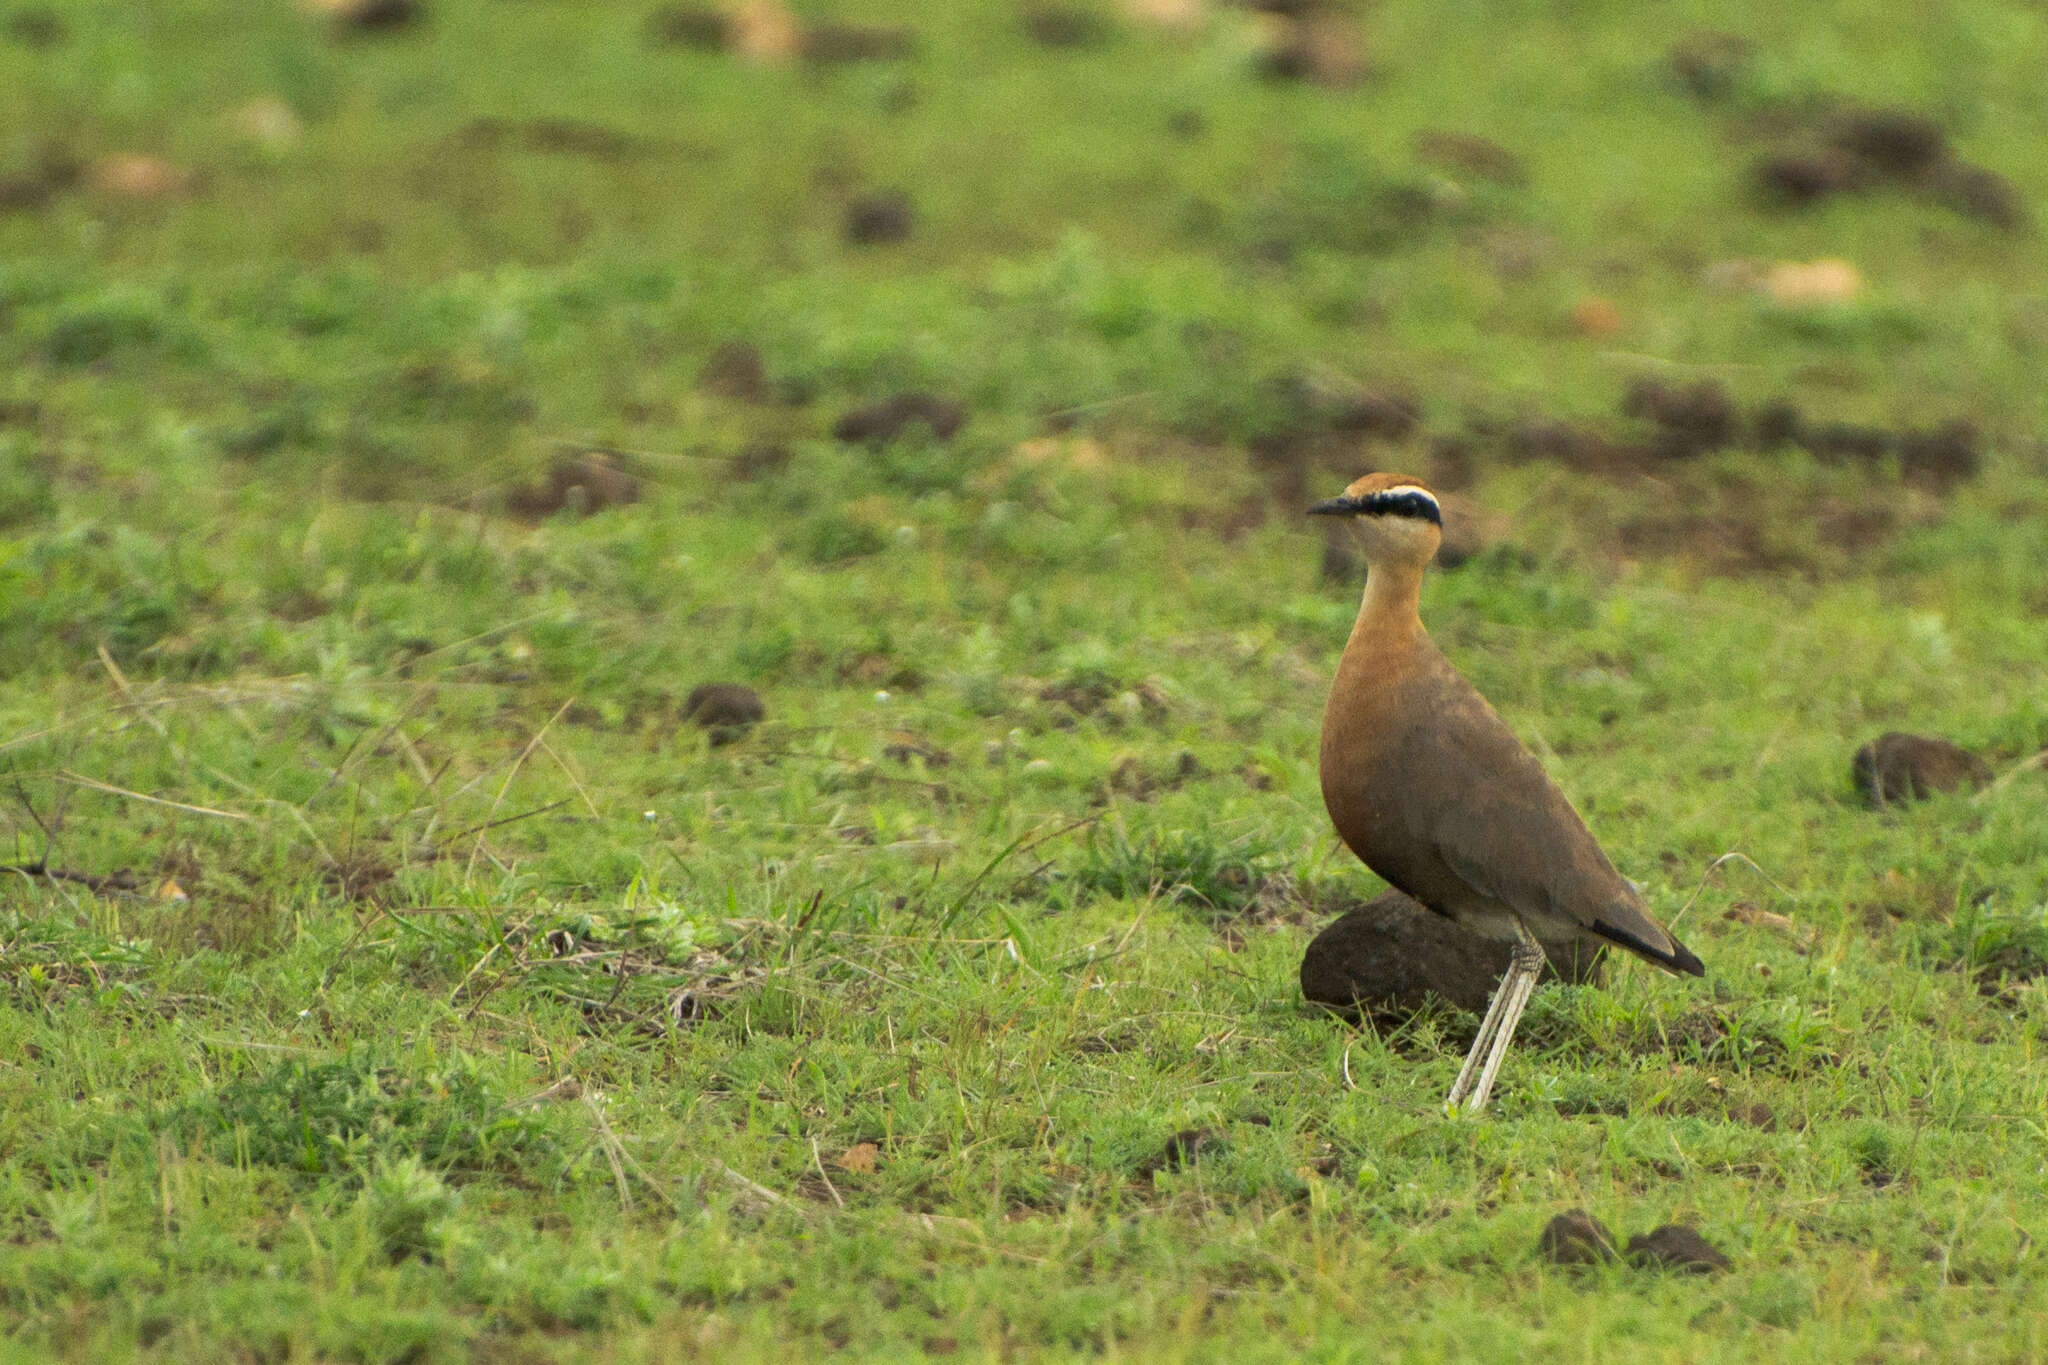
(1444, 956), (1518, 1109)
(1457, 919), (1548, 1116)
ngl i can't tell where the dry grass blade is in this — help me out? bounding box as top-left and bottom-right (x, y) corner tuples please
(54, 770), (252, 821)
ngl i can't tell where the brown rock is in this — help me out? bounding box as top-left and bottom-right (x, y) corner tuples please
(1538, 1209), (1618, 1266)
(1621, 377), (1738, 458)
(3, 8), (67, 47)
(1852, 733), (1990, 806)
(1799, 421), (1893, 463)
(1572, 296), (1623, 339)
(505, 450), (640, 519)
(721, 444), (786, 483)
(1754, 149), (1865, 205)
(645, 6), (731, 49)
(1898, 419), (1980, 487)
(1022, 6), (1113, 48)
(85, 153), (190, 200)
(1411, 129), (1526, 187)
(1752, 398), (1804, 449)
(1666, 30), (1752, 100)
(699, 340), (768, 402)
(1626, 1224), (1732, 1274)
(832, 392), (965, 443)
(802, 22), (917, 63)
(306, 0), (420, 31)
(1299, 890), (1603, 1018)
(844, 189), (914, 244)
(1827, 107), (1948, 180)
(1139, 1127), (1225, 1174)
(1258, 12), (1368, 87)
(683, 682), (765, 744)
(731, 0), (800, 61)
(1934, 162), (2026, 230)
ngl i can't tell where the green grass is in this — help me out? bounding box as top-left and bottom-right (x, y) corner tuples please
(4, 0), (2048, 1359)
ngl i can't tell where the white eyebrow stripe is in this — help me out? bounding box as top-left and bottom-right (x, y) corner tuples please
(1377, 485), (1437, 505)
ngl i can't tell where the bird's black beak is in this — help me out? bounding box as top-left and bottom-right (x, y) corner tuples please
(1307, 495), (1362, 517)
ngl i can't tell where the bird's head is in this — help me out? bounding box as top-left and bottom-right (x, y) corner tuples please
(1308, 472), (1443, 567)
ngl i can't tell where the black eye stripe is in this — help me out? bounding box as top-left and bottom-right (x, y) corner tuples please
(1362, 490), (1442, 525)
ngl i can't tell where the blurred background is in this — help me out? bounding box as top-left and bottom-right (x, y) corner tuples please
(2, 0), (2043, 564)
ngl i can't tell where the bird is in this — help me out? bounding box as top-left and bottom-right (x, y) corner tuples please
(1311, 472), (1703, 1115)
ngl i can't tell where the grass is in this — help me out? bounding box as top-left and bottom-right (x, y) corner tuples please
(3, 0), (2048, 1358)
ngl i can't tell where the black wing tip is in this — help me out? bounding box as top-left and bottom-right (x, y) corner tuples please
(1591, 917), (1706, 978)
(1665, 940), (1707, 978)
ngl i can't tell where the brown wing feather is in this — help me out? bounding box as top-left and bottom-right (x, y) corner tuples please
(1390, 652), (1700, 973)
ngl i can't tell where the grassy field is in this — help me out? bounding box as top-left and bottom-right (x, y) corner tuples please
(4, 0), (2048, 1359)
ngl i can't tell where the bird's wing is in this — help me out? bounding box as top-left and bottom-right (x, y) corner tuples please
(1393, 667), (1700, 973)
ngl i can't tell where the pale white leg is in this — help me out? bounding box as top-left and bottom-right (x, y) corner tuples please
(1456, 919), (1547, 1116)
(1445, 958), (1517, 1108)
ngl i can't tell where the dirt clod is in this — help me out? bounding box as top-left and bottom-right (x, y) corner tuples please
(1257, 12), (1368, 87)
(1141, 1127), (1225, 1174)
(1752, 398), (1804, 449)
(1666, 29), (1752, 100)
(310, 0), (420, 33)
(4, 7), (67, 47)
(844, 189), (915, 244)
(645, 5), (729, 48)
(1411, 129), (1526, 186)
(1897, 419), (1980, 487)
(1626, 1224), (1732, 1274)
(1299, 890), (1603, 1019)
(699, 340), (768, 402)
(1828, 107), (1948, 180)
(1934, 162), (2026, 230)
(832, 392), (965, 444)
(1621, 377), (1739, 458)
(506, 450), (641, 519)
(683, 682), (765, 744)
(1022, 6), (1111, 47)
(1755, 149), (1866, 206)
(1538, 1209), (1618, 1266)
(730, 442), (792, 481)
(1852, 733), (1990, 806)
(803, 22), (917, 63)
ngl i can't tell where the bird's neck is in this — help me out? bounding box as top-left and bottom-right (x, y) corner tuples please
(1347, 560), (1426, 649)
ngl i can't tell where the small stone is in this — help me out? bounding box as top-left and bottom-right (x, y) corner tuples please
(1935, 162), (2026, 231)
(832, 392), (965, 444)
(801, 22), (917, 63)
(505, 450), (640, 519)
(1538, 1209), (1618, 1266)
(645, 6), (730, 49)
(1897, 419), (1980, 487)
(1411, 129), (1526, 187)
(1626, 1224), (1732, 1274)
(1754, 150), (1865, 206)
(232, 97), (304, 152)
(1022, 5), (1112, 48)
(305, 0), (420, 32)
(2, 7), (67, 47)
(1666, 30), (1752, 100)
(1852, 732), (1991, 806)
(844, 189), (914, 244)
(1572, 296), (1623, 338)
(84, 153), (190, 200)
(1826, 107), (1948, 180)
(1300, 890), (1602, 1018)
(1139, 1127), (1225, 1174)
(1766, 258), (1864, 306)
(683, 683), (765, 745)
(698, 340), (768, 402)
